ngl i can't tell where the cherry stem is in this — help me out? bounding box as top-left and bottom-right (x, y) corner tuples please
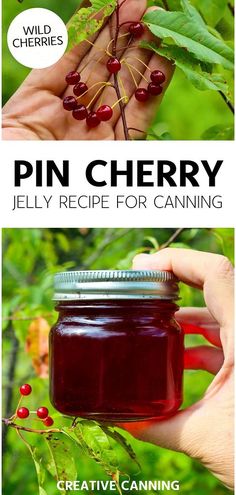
(119, 20), (142, 28)
(124, 62), (138, 87)
(110, 1), (130, 140)
(122, 60), (149, 82)
(116, 44), (138, 53)
(118, 74), (127, 97)
(87, 83), (113, 109)
(76, 81), (112, 102)
(2, 418), (60, 434)
(14, 395), (23, 416)
(114, 73), (130, 139)
(112, 96), (128, 109)
(127, 55), (151, 72)
(85, 39), (109, 56)
(106, 32), (129, 55)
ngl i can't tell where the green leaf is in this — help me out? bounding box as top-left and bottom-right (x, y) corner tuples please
(142, 42), (230, 93)
(201, 124), (234, 140)
(101, 426), (141, 471)
(198, 0), (227, 27)
(67, 0), (116, 50)
(147, 130), (173, 140)
(143, 9), (234, 69)
(144, 236), (160, 250)
(65, 421), (118, 476)
(30, 448), (48, 495)
(180, 0), (205, 26)
(18, 435), (48, 495)
(45, 433), (77, 494)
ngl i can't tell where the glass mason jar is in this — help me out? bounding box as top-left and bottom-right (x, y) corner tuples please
(50, 270), (184, 422)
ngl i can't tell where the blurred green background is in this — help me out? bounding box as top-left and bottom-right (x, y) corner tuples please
(2, 0), (234, 139)
(2, 227), (234, 495)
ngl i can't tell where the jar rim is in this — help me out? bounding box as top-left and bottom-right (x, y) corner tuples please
(53, 270), (179, 301)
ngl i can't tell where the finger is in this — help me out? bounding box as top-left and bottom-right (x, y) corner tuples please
(132, 249), (234, 331)
(118, 401), (203, 456)
(23, 34), (102, 97)
(22, 0), (111, 96)
(115, 51), (174, 139)
(184, 346), (224, 374)
(177, 308), (221, 347)
(177, 307), (218, 326)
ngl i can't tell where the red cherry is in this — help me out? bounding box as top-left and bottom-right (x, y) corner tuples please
(72, 105), (88, 120)
(17, 407), (29, 419)
(135, 88), (149, 102)
(43, 417), (54, 427)
(150, 70), (166, 85)
(86, 112), (101, 128)
(63, 96), (78, 111)
(73, 82), (88, 96)
(148, 83), (163, 96)
(96, 105), (113, 122)
(20, 384), (32, 396)
(65, 71), (81, 85)
(129, 22), (144, 38)
(37, 407), (49, 419)
(107, 57), (121, 74)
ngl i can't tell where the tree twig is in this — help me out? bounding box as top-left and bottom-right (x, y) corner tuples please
(2, 418), (60, 435)
(2, 324), (19, 455)
(112, 1), (130, 140)
(160, 228), (185, 249)
(219, 91), (234, 114)
(228, 2), (234, 16)
(82, 229), (130, 268)
(162, 0), (169, 10)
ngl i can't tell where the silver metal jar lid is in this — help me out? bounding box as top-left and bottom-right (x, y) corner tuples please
(53, 270), (179, 301)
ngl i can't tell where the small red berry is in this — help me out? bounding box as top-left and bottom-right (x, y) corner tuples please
(96, 105), (113, 122)
(148, 82), (163, 96)
(43, 417), (54, 427)
(129, 22), (144, 38)
(72, 105), (88, 121)
(37, 407), (49, 419)
(135, 88), (149, 102)
(20, 384), (32, 396)
(63, 96), (78, 111)
(17, 407), (29, 419)
(73, 82), (88, 96)
(107, 57), (121, 74)
(150, 70), (166, 85)
(65, 71), (81, 85)
(86, 111), (101, 128)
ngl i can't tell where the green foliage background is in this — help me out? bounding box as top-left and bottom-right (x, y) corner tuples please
(2, 0), (234, 140)
(2, 227), (234, 495)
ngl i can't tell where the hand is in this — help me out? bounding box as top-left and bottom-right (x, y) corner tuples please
(123, 248), (234, 489)
(2, 0), (174, 141)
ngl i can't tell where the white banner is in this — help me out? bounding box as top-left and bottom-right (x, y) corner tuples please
(0, 140), (235, 228)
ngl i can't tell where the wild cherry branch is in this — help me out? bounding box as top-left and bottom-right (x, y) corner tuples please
(219, 91), (234, 115)
(3, 383), (57, 436)
(63, 1), (167, 139)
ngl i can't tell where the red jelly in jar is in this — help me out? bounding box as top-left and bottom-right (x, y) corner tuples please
(50, 270), (184, 421)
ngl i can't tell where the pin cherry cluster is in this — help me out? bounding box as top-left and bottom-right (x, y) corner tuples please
(13, 384), (54, 428)
(62, 15), (166, 135)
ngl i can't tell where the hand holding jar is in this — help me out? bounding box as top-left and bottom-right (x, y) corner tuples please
(124, 248), (234, 490)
